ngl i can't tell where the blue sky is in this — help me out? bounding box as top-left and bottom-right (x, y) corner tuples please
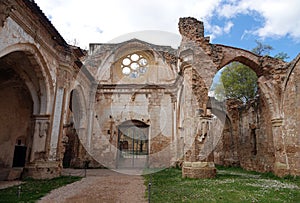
(35, 0), (299, 61)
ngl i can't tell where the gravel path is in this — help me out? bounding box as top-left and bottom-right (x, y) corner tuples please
(38, 169), (147, 203)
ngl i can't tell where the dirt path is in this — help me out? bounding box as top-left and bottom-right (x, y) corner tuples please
(38, 169), (147, 203)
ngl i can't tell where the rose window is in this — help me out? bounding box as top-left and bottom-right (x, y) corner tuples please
(121, 53), (148, 78)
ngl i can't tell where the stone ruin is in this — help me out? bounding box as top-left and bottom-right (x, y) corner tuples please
(0, 0), (299, 180)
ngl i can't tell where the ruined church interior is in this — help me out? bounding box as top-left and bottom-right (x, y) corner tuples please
(0, 0), (299, 180)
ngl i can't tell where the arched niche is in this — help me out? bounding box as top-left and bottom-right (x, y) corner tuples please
(0, 43), (53, 114)
(0, 60), (33, 168)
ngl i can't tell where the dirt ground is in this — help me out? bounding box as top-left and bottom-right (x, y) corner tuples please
(38, 169), (147, 203)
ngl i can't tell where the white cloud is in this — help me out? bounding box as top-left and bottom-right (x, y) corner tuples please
(216, 0), (300, 41)
(35, 0), (300, 49)
(35, 0), (222, 48)
(205, 21), (234, 41)
(224, 21), (234, 33)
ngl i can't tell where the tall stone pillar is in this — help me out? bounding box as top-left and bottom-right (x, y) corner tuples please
(272, 118), (290, 177)
(49, 87), (65, 161)
(179, 45), (216, 178)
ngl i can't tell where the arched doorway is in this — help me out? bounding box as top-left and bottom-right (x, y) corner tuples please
(117, 120), (149, 169)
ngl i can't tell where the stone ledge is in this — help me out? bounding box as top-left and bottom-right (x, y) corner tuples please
(23, 161), (61, 179)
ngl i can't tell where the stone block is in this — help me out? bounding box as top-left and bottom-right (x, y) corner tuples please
(182, 161), (216, 178)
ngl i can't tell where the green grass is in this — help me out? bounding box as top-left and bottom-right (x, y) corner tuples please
(144, 166), (300, 203)
(0, 176), (81, 203)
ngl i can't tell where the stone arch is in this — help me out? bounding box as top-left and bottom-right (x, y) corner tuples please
(212, 45), (285, 120)
(0, 42), (54, 170)
(282, 54), (300, 94)
(112, 39), (156, 63)
(95, 40), (156, 82)
(0, 43), (54, 114)
(217, 45), (262, 76)
(96, 39), (177, 84)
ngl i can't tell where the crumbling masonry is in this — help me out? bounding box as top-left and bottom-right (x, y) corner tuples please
(0, 0), (299, 180)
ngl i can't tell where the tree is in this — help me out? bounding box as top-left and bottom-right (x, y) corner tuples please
(274, 52), (290, 61)
(251, 40), (290, 61)
(251, 40), (273, 56)
(214, 62), (258, 102)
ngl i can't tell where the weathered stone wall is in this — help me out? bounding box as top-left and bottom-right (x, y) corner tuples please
(91, 90), (175, 168)
(281, 55), (300, 176)
(0, 0), (82, 179)
(236, 98), (275, 172)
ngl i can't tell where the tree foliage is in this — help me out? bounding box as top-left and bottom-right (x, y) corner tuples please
(251, 40), (289, 61)
(251, 40), (273, 56)
(214, 62), (258, 102)
(274, 52), (290, 61)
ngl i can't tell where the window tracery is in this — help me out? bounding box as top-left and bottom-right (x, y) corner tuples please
(121, 53), (148, 78)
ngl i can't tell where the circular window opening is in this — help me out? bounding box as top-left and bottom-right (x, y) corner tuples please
(121, 53), (148, 78)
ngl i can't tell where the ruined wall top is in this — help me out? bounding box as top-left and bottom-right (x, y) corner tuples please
(178, 17), (204, 41)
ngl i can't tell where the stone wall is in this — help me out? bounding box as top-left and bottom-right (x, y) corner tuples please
(235, 98), (275, 172)
(281, 55), (300, 176)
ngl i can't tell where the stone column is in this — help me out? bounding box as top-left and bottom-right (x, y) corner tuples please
(271, 118), (290, 177)
(49, 87), (65, 161)
(171, 93), (177, 165)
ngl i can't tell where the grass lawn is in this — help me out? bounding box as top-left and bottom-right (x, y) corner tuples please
(0, 176), (81, 202)
(144, 166), (300, 203)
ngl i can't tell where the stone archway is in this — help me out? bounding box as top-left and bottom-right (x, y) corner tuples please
(117, 120), (149, 169)
(0, 47), (52, 179)
(0, 53), (34, 179)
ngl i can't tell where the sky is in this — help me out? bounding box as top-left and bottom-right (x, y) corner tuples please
(35, 0), (300, 61)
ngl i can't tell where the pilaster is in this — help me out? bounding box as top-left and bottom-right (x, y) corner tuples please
(271, 118), (290, 177)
